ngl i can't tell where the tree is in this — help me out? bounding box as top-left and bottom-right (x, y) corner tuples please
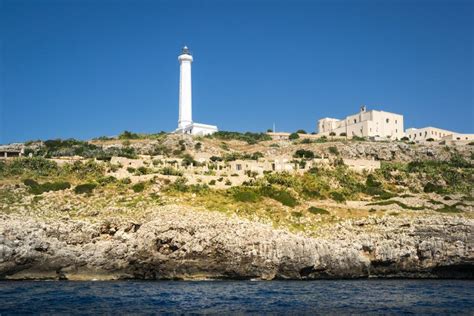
(329, 132), (336, 136)
(296, 129), (307, 134)
(293, 149), (315, 159)
(289, 133), (300, 140)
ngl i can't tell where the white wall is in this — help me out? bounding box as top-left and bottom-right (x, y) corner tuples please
(317, 109), (404, 139)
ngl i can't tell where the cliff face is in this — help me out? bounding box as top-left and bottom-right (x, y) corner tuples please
(1, 207), (472, 280)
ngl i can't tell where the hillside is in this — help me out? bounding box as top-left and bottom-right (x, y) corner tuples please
(0, 132), (473, 280)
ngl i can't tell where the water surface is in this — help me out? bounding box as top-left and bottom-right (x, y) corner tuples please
(1, 280), (473, 314)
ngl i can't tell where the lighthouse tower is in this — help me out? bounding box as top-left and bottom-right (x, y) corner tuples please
(178, 46), (193, 129)
(175, 46), (218, 135)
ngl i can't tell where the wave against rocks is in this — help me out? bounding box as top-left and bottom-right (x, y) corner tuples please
(0, 207), (472, 280)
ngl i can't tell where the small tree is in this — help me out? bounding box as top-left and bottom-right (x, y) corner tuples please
(328, 146), (339, 155)
(289, 133), (300, 140)
(296, 129), (307, 134)
(294, 149), (315, 159)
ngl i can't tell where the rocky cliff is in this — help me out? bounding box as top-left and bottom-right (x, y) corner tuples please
(1, 206), (472, 280)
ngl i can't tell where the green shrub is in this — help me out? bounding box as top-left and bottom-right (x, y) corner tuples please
(207, 131), (271, 144)
(366, 174), (381, 188)
(428, 199), (443, 205)
(97, 176), (117, 185)
(294, 149), (315, 159)
(181, 153), (197, 167)
(1, 157), (60, 177)
(307, 206), (329, 215)
(62, 160), (105, 179)
(329, 132), (336, 136)
(340, 132), (347, 136)
(328, 146), (339, 155)
(209, 179), (216, 185)
(132, 182), (146, 193)
(225, 179), (232, 186)
(232, 188), (260, 202)
(127, 167), (136, 174)
(367, 200), (424, 210)
(135, 166), (152, 175)
(23, 178), (71, 195)
(74, 183), (97, 194)
(23, 178), (39, 187)
(159, 167), (183, 176)
(210, 156), (222, 162)
(264, 172), (296, 187)
(118, 130), (140, 140)
(315, 136), (327, 143)
(260, 185), (298, 207)
(296, 129), (307, 134)
(251, 152), (264, 160)
(423, 182), (444, 194)
(292, 211), (303, 219)
(269, 143), (280, 148)
(330, 191), (346, 203)
(289, 133), (300, 140)
(168, 177), (189, 192)
(436, 204), (462, 213)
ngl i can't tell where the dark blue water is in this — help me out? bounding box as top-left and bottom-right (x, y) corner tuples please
(0, 280), (473, 314)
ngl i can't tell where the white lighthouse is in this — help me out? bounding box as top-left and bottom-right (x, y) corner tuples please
(175, 46), (218, 135)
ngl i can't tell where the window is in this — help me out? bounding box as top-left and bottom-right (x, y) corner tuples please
(354, 119), (356, 124)
(386, 118), (389, 123)
(236, 164), (242, 171)
(395, 120), (397, 124)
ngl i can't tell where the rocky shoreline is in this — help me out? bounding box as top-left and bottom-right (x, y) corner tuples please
(1, 206), (472, 280)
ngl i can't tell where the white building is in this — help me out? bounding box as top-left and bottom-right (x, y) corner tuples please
(405, 127), (474, 142)
(317, 106), (404, 139)
(175, 46), (218, 136)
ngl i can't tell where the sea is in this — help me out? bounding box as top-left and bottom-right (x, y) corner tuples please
(0, 280), (473, 315)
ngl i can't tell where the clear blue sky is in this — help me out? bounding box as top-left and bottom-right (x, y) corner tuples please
(1, 0), (473, 144)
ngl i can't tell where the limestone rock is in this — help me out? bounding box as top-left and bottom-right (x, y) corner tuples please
(0, 206), (472, 280)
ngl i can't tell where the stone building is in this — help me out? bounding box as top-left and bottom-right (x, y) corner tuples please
(0, 144), (24, 159)
(317, 106), (404, 140)
(405, 127), (474, 142)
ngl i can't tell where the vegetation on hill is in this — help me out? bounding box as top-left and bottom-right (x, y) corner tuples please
(206, 131), (272, 144)
(1, 135), (473, 234)
(24, 138), (139, 160)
